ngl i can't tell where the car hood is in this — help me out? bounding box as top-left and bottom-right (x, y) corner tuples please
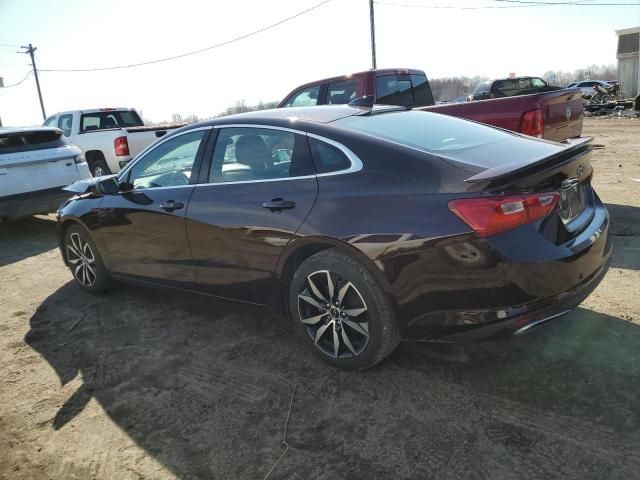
(63, 174), (117, 193)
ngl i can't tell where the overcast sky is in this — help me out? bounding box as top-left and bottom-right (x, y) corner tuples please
(1, 0), (638, 126)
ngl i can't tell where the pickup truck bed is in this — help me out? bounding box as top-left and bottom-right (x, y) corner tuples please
(422, 88), (584, 142)
(277, 68), (584, 142)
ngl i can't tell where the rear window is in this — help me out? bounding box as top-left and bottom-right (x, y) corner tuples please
(491, 78), (548, 97)
(0, 130), (67, 154)
(375, 74), (434, 107)
(333, 110), (508, 156)
(80, 110), (144, 132)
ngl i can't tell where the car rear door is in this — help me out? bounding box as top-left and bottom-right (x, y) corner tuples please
(186, 125), (318, 304)
(0, 130), (82, 197)
(97, 128), (210, 285)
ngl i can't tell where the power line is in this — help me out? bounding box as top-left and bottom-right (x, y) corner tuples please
(492, 0), (639, 4)
(0, 43), (21, 48)
(40, 0), (333, 73)
(376, 0), (639, 8)
(375, 1), (535, 9)
(1, 71), (32, 88)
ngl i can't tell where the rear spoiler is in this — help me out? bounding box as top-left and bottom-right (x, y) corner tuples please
(465, 137), (593, 184)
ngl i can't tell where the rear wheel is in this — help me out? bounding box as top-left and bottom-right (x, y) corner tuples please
(64, 224), (111, 293)
(289, 249), (400, 370)
(87, 155), (111, 177)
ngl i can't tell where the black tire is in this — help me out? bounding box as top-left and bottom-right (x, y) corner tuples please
(64, 224), (111, 293)
(289, 249), (400, 370)
(88, 158), (111, 177)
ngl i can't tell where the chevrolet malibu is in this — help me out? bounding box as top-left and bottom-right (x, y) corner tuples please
(57, 106), (611, 369)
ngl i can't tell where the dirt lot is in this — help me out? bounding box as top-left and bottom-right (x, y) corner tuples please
(1, 117), (639, 480)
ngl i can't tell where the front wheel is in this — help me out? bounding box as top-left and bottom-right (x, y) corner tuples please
(289, 249), (400, 370)
(64, 224), (111, 293)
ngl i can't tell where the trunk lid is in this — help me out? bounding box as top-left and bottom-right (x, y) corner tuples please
(463, 138), (595, 242)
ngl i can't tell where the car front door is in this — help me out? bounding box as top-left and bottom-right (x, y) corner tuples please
(97, 128), (210, 286)
(186, 125), (318, 304)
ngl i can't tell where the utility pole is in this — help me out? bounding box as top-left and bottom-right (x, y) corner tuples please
(20, 43), (46, 120)
(369, 0), (377, 69)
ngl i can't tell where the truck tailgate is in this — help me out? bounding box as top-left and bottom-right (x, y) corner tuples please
(126, 130), (164, 157)
(125, 123), (185, 157)
(418, 88), (584, 142)
(541, 89), (584, 142)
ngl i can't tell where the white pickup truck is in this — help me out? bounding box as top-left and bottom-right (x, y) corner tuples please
(0, 127), (90, 221)
(43, 108), (185, 177)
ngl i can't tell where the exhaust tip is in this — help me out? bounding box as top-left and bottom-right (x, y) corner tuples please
(514, 310), (571, 336)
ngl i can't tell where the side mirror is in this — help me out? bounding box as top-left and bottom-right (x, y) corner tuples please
(90, 175), (120, 196)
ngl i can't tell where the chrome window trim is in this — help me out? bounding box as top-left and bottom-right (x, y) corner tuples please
(306, 132), (363, 177)
(214, 123), (306, 135)
(117, 126), (213, 180)
(193, 124), (363, 187)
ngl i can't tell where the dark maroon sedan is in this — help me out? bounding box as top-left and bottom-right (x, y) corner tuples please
(57, 106), (611, 369)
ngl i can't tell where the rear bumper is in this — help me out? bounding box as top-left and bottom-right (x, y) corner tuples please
(0, 187), (73, 221)
(378, 196), (611, 341)
(434, 253), (610, 341)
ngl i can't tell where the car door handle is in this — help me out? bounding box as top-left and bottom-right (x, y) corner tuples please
(159, 200), (184, 212)
(262, 199), (295, 211)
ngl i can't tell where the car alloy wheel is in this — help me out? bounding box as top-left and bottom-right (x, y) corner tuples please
(66, 232), (97, 287)
(297, 270), (370, 359)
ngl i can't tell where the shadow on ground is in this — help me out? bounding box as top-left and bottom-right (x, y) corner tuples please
(0, 215), (58, 267)
(606, 203), (640, 271)
(25, 282), (640, 479)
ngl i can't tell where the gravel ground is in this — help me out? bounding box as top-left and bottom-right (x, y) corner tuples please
(1, 117), (639, 480)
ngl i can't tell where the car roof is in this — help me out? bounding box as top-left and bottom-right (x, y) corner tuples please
(175, 105), (410, 138)
(186, 105), (380, 131)
(0, 126), (63, 135)
(279, 68), (427, 100)
(490, 76), (542, 83)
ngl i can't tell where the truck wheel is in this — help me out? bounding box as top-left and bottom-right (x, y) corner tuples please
(89, 158), (111, 177)
(289, 249), (400, 370)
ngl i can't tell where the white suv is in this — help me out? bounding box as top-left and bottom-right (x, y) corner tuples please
(0, 127), (90, 221)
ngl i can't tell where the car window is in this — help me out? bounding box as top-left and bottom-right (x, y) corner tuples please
(209, 127), (314, 183)
(308, 138), (351, 174)
(57, 114), (73, 137)
(80, 111), (144, 132)
(43, 116), (57, 127)
(327, 79), (358, 105)
(127, 130), (205, 189)
(0, 130), (67, 153)
(411, 74), (435, 106)
(375, 76), (414, 106)
(335, 110), (508, 158)
(492, 79), (535, 97)
(473, 82), (490, 94)
(532, 78), (547, 88)
(282, 85), (321, 107)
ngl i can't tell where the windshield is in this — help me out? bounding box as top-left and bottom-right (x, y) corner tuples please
(333, 111), (509, 156)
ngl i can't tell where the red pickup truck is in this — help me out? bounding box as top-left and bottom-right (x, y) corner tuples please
(277, 68), (584, 142)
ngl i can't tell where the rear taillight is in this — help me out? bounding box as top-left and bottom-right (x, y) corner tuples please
(114, 136), (130, 156)
(448, 193), (559, 237)
(520, 108), (543, 137)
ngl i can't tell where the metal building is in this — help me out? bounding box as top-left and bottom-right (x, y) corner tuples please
(616, 27), (640, 97)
